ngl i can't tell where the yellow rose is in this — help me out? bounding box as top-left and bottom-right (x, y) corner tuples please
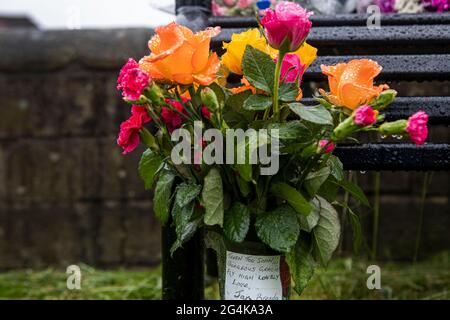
(221, 29), (271, 75)
(291, 42), (317, 69)
(222, 28), (317, 75)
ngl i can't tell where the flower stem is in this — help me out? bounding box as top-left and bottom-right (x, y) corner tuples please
(273, 50), (286, 122)
(371, 171), (381, 261)
(413, 172), (432, 263)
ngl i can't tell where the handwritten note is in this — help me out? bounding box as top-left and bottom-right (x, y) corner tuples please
(224, 251), (282, 300)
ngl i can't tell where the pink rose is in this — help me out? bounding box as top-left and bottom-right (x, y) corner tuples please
(354, 105), (378, 126)
(279, 53), (306, 83)
(319, 139), (335, 154)
(406, 111), (428, 145)
(261, 1), (313, 52)
(117, 58), (150, 101)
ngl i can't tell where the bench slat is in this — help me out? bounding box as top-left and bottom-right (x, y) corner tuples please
(212, 26), (450, 54)
(301, 96), (450, 124)
(335, 143), (450, 171)
(304, 55), (450, 81)
(210, 13), (450, 27)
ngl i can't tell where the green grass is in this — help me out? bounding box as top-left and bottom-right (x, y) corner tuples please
(0, 252), (449, 300)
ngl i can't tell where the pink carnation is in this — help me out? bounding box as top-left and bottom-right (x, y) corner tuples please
(280, 53), (306, 83)
(261, 1), (313, 52)
(162, 99), (187, 133)
(201, 106), (212, 120)
(319, 139), (335, 154)
(406, 111), (428, 145)
(131, 105), (152, 123)
(117, 105), (151, 154)
(117, 58), (150, 101)
(354, 105), (378, 126)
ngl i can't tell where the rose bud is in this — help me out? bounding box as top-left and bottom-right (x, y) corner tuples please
(200, 87), (220, 112)
(261, 1), (313, 52)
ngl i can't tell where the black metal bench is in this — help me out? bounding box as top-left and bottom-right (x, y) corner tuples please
(163, 1), (450, 299)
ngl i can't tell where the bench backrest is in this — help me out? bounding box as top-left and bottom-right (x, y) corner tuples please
(176, 2), (450, 171)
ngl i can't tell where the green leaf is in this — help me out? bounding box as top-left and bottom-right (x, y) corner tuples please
(243, 94), (272, 111)
(202, 168), (224, 226)
(270, 182), (312, 216)
(279, 82), (299, 102)
(153, 170), (176, 225)
(170, 202), (199, 255)
(298, 198), (320, 232)
(138, 149), (163, 190)
(242, 46), (276, 93)
(175, 183), (202, 208)
(225, 90), (252, 111)
(317, 179), (340, 203)
(312, 197), (340, 266)
(286, 236), (315, 295)
(281, 142), (313, 155)
(224, 202), (250, 243)
(255, 205), (300, 253)
(305, 166), (331, 197)
(328, 156), (344, 181)
(232, 130), (267, 182)
(333, 179), (370, 207)
(236, 176), (251, 197)
(340, 202), (363, 253)
(235, 164), (253, 182)
(224, 90), (253, 127)
(268, 121), (309, 141)
(289, 103), (333, 125)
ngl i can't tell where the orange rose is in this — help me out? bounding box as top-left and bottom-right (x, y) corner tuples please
(230, 77), (256, 94)
(319, 59), (389, 110)
(139, 22), (221, 86)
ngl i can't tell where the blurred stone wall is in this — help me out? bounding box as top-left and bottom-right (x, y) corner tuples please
(0, 29), (161, 269)
(0, 28), (448, 269)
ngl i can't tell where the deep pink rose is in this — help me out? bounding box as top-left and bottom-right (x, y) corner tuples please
(354, 105), (378, 126)
(117, 58), (151, 101)
(261, 1), (313, 52)
(280, 53), (306, 83)
(319, 139), (335, 154)
(406, 111), (428, 145)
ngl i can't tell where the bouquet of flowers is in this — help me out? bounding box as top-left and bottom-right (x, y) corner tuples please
(116, 2), (428, 299)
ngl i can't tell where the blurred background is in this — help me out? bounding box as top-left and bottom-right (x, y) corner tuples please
(0, 0), (448, 299)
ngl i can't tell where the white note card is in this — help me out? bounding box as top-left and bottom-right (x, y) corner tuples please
(224, 251), (282, 300)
